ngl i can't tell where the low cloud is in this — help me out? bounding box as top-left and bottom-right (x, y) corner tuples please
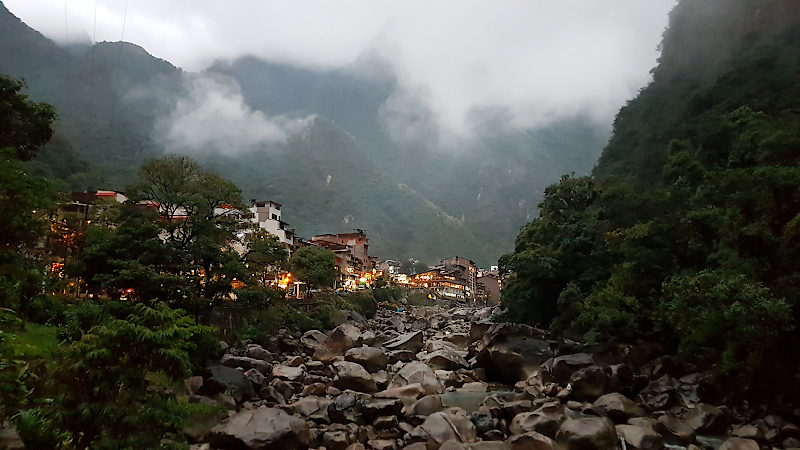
(8, 0), (676, 140)
(156, 74), (312, 155)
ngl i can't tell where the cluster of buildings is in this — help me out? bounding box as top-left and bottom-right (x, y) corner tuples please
(379, 257), (502, 305)
(56, 191), (501, 303)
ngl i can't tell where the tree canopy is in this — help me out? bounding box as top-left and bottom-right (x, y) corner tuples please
(290, 245), (337, 290)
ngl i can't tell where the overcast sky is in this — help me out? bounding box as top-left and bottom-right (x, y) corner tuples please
(5, 1), (676, 135)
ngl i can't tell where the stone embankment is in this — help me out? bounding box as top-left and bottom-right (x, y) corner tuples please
(184, 305), (800, 450)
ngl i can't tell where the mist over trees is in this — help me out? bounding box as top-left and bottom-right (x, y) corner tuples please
(501, 0), (800, 394)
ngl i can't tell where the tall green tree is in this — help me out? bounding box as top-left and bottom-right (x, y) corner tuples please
(0, 75), (56, 327)
(242, 229), (289, 287)
(290, 245), (337, 290)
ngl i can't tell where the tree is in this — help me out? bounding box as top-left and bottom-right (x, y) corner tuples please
(0, 75), (56, 327)
(242, 230), (289, 287)
(0, 76), (56, 161)
(42, 303), (217, 448)
(290, 245), (337, 290)
(123, 155), (247, 307)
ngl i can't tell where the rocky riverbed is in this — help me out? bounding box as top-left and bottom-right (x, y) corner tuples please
(183, 305), (800, 450)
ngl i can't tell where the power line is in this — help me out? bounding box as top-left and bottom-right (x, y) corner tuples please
(110, 0), (130, 125)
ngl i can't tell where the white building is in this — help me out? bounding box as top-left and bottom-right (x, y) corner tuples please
(249, 200), (295, 247)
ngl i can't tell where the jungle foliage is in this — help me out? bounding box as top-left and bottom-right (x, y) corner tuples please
(501, 0), (800, 394)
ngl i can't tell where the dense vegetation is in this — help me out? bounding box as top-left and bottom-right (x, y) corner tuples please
(501, 0), (800, 396)
(0, 72), (397, 448)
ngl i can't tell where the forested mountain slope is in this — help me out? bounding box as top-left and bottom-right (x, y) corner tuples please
(0, 1), (607, 265)
(501, 0), (800, 395)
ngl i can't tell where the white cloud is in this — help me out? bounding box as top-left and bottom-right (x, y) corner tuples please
(5, 0), (676, 135)
(156, 74), (312, 155)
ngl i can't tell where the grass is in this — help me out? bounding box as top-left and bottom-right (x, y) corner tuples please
(4, 323), (61, 361)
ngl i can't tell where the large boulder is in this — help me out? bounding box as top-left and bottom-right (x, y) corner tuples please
(591, 393), (644, 424)
(245, 344), (275, 362)
(383, 331), (424, 353)
(221, 354), (272, 374)
(718, 438), (759, 450)
(300, 329), (327, 353)
(614, 425), (663, 450)
(201, 364), (255, 402)
(555, 417), (620, 450)
(509, 402), (565, 438)
(507, 432), (556, 450)
(571, 366), (616, 402)
(272, 364), (306, 383)
(332, 361), (378, 393)
(475, 348), (526, 385)
(404, 394), (445, 418)
(373, 383), (427, 399)
(389, 361), (444, 395)
(345, 346), (389, 373)
(551, 354), (595, 384)
(421, 409), (478, 449)
(319, 323), (363, 356)
(422, 348), (469, 371)
(209, 406), (311, 450)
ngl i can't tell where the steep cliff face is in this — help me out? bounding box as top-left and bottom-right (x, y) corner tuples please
(595, 0), (800, 182)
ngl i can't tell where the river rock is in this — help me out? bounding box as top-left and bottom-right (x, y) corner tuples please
(614, 425), (663, 450)
(718, 438), (759, 450)
(221, 354), (272, 374)
(591, 393), (644, 424)
(333, 361), (378, 393)
(209, 406), (310, 450)
(506, 431), (555, 450)
(550, 353), (595, 384)
(421, 348), (469, 371)
(389, 361), (444, 395)
(374, 383), (427, 399)
(384, 331), (424, 353)
(272, 364), (306, 383)
(420, 409), (478, 449)
(245, 343), (275, 362)
(323, 430), (350, 450)
(321, 323), (364, 355)
(555, 417), (619, 450)
(201, 364), (255, 402)
(345, 346), (389, 372)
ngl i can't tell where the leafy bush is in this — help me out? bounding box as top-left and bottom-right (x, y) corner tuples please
(406, 291), (436, 307)
(27, 294), (78, 325)
(341, 291), (378, 319)
(660, 270), (792, 384)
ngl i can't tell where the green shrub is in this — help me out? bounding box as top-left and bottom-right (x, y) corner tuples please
(341, 291), (378, 319)
(27, 294), (77, 325)
(406, 291), (436, 307)
(660, 270), (792, 384)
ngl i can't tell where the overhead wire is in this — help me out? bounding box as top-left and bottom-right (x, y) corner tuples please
(88, 0), (98, 123)
(110, 0), (130, 125)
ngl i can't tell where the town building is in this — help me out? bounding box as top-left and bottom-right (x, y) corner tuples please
(307, 230), (377, 290)
(408, 256), (478, 301)
(248, 200), (296, 248)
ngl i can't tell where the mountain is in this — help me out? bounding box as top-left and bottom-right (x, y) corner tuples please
(0, 1), (607, 265)
(500, 0), (800, 393)
(211, 55), (609, 258)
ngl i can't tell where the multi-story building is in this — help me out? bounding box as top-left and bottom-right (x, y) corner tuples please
(308, 230), (377, 290)
(248, 200), (296, 248)
(409, 256), (478, 301)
